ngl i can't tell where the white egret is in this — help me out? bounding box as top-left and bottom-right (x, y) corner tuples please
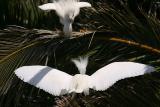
(15, 57), (155, 96)
(38, 0), (91, 36)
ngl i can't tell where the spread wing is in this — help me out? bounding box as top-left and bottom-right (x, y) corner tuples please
(15, 65), (73, 96)
(38, 3), (56, 10)
(90, 62), (155, 91)
(77, 2), (91, 8)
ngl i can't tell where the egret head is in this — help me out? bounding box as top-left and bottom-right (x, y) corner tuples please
(60, 9), (79, 36)
(38, 0), (91, 37)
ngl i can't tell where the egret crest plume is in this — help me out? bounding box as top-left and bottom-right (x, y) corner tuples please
(38, 0), (91, 36)
(15, 61), (155, 96)
(72, 56), (89, 74)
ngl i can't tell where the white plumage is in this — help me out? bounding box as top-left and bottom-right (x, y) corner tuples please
(72, 56), (88, 74)
(38, 0), (91, 36)
(15, 66), (72, 96)
(90, 62), (154, 91)
(14, 57), (155, 96)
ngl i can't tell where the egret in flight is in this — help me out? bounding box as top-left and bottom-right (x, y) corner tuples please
(15, 57), (155, 96)
(38, 0), (91, 36)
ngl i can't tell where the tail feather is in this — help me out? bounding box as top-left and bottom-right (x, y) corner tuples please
(72, 56), (89, 74)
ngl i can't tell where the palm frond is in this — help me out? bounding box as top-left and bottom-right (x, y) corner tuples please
(0, 0), (160, 107)
(0, 28), (160, 106)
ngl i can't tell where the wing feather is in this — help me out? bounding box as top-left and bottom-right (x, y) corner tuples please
(77, 2), (91, 8)
(90, 62), (155, 91)
(15, 66), (72, 96)
(38, 3), (56, 10)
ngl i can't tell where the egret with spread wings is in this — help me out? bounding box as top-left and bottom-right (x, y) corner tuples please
(15, 57), (155, 96)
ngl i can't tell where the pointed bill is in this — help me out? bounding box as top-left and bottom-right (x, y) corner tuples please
(63, 22), (72, 36)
